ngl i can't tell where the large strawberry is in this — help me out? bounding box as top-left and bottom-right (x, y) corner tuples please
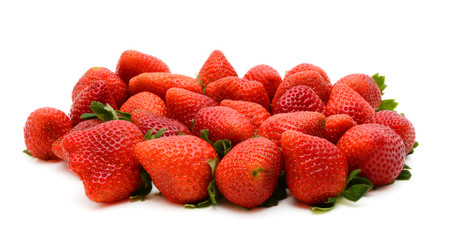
(120, 91), (167, 116)
(24, 107), (72, 160)
(334, 74), (382, 109)
(243, 64), (282, 100)
(116, 49), (170, 84)
(272, 85), (325, 114)
(215, 137), (283, 208)
(131, 109), (191, 137)
(284, 63), (331, 84)
(134, 135), (218, 204)
(325, 114), (357, 144)
(219, 100), (271, 129)
(198, 49), (238, 88)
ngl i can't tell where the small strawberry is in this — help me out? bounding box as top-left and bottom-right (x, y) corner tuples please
(284, 63), (331, 84)
(116, 50), (170, 84)
(134, 135), (219, 204)
(131, 109), (191, 137)
(272, 85), (325, 115)
(334, 74), (382, 109)
(192, 106), (255, 146)
(325, 114), (357, 144)
(219, 100), (271, 129)
(215, 137), (283, 208)
(120, 91), (167, 116)
(72, 67), (128, 107)
(366, 110), (416, 155)
(166, 87), (218, 128)
(243, 64), (282, 100)
(24, 107), (72, 160)
(198, 50), (238, 88)
(257, 111), (326, 146)
(204, 76), (270, 110)
(337, 123), (406, 186)
(128, 72), (202, 101)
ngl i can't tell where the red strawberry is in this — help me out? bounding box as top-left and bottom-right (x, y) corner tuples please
(215, 137), (283, 208)
(366, 110), (416, 155)
(325, 114), (357, 144)
(134, 135), (218, 204)
(272, 71), (331, 108)
(243, 64), (282, 100)
(325, 83), (374, 124)
(61, 120), (145, 202)
(281, 130), (348, 205)
(192, 106), (255, 146)
(24, 107), (72, 160)
(272, 85), (325, 115)
(128, 72), (202, 101)
(284, 63), (331, 83)
(69, 80), (117, 126)
(337, 123), (406, 186)
(198, 50), (238, 88)
(131, 109), (191, 137)
(334, 74), (382, 109)
(204, 76), (270, 110)
(116, 50), (170, 84)
(257, 111), (326, 146)
(72, 67), (127, 107)
(166, 87), (218, 128)
(120, 91), (166, 116)
(219, 100), (271, 129)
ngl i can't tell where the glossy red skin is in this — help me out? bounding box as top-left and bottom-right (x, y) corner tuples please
(120, 91), (167, 116)
(325, 114), (357, 144)
(272, 85), (325, 115)
(116, 50), (170, 84)
(61, 120), (145, 203)
(366, 110), (416, 155)
(337, 124), (406, 187)
(281, 130), (348, 205)
(334, 74), (382, 109)
(220, 100), (271, 129)
(284, 63), (331, 84)
(215, 137), (283, 208)
(131, 109), (191, 137)
(134, 135), (218, 204)
(24, 107), (72, 160)
(198, 49), (238, 88)
(243, 64), (282, 100)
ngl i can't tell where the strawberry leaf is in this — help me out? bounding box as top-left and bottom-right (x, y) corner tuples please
(178, 131), (187, 135)
(342, 169), (373, 202)
(372, 73), (387, 95)
(261, 171), (287, 207)
(200, 129), (214, 145)
(213, 139), (232, 159)
(396, 170), (412, 180)
(130, 169), (152, 201)
(145, 128), (167, 140)
(23, 149), (33, 157)
(311, 197), (339, 212)
(116, 110), (132, 122)
(407, 141), (419, 155)
(80, 113), (98, 120)
(82, 101), (132, 122)
(378, 99), (398, 111)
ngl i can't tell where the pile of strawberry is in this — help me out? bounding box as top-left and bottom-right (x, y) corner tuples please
(23, 49), (417, 211)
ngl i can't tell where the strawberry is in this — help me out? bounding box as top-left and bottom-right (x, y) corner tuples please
(281, 130), (348, 205)
(120, 91), (167, 116)
(128, 72), (202, 101)
(24, 107), (72, 160)
(69, 80), (117, 126)
(192, 106), (255, 146)
(198, 49), (238, 88)
(61, 120), (145, 202)
(204, 76), (270, 110)
(334, 74), (382, 109)
(366, 110), (416, 155)
(166, 87), (218, 128)
(134, 135), (218, 204)
(219, 100), (271, 129)
(272, 85), (325, 115)
(325, 114), (357, 144)
(72, 67), (128, 107)
(257, 111), (326, 146)
(284, 63), (331, 83)
(337, 123), (406, 186)
(272, 71), (331, 108)
(215, 137), (283, 208)
(243, 64), (282, 100)
(325, 83), (374, 124)
(131, 109), (191, 137)
(116, 50), (170, 84)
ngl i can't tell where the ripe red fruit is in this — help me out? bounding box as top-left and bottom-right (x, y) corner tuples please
(128, 72), (202, 101)
(61, 120), (145, 202)
(325, 114), (357, 144)
(166, 87), (218, 128)
(198, 50), (238, 88)
(272, 85), (325, 114)
(257, 111), (326, 146)
(192, 106), (255, 146)
(24, 107), (72, 160)
(131, 109), (191, 137)
(215, 137), (283, 208)
(134, 135), (218, 204)
(72, 67), (127, 107)
(243, 64), (282, 100)
(284, 63), (331, 84)
(334, 74), (382, 109)
(219, 100), (271, 129)
(120, 91), (166, 116)
(116, 50), (170, 84)
(337, 123), (406, 186)
(281, 130), (348, 205)
(366, 110), (416, 155)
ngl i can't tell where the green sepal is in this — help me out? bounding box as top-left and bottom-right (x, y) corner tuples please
(196, 75), (206, 94)
(311, 197), (339, 212)
(178, 131), (187, 135)
(190, 119), (194, 131)
(213, 139), (232, 159)
(130, 169), (152, 201)
(81, 101), (132, 122)
(80, 113), (98, 120)
(342, 169), (373, 202)
(184, 158), (220, 209)
(144, 128), (167, 140)
(261, 171), (287, 208)
(396, 170), (412, 180)
(372, 181), (395, 190)
(378, 99), (399, 111)
(403, 164), (412, 170)
(372, 73), (387, 95)
(200, 129), (214, 145)
(23, 149), (33, 157)
(407, 141), (419, 155)
(116, 110), (132, 122)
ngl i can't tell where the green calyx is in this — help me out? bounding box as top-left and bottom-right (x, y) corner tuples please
(260, 170), (287, 208)
(130, 169), (152, 201)
(200, 129), (233, 159)
(144, 128), (167, 140)
(80, 101), (131, 122)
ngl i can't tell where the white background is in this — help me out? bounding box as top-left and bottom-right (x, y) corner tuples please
(1, 0), (448, 239)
